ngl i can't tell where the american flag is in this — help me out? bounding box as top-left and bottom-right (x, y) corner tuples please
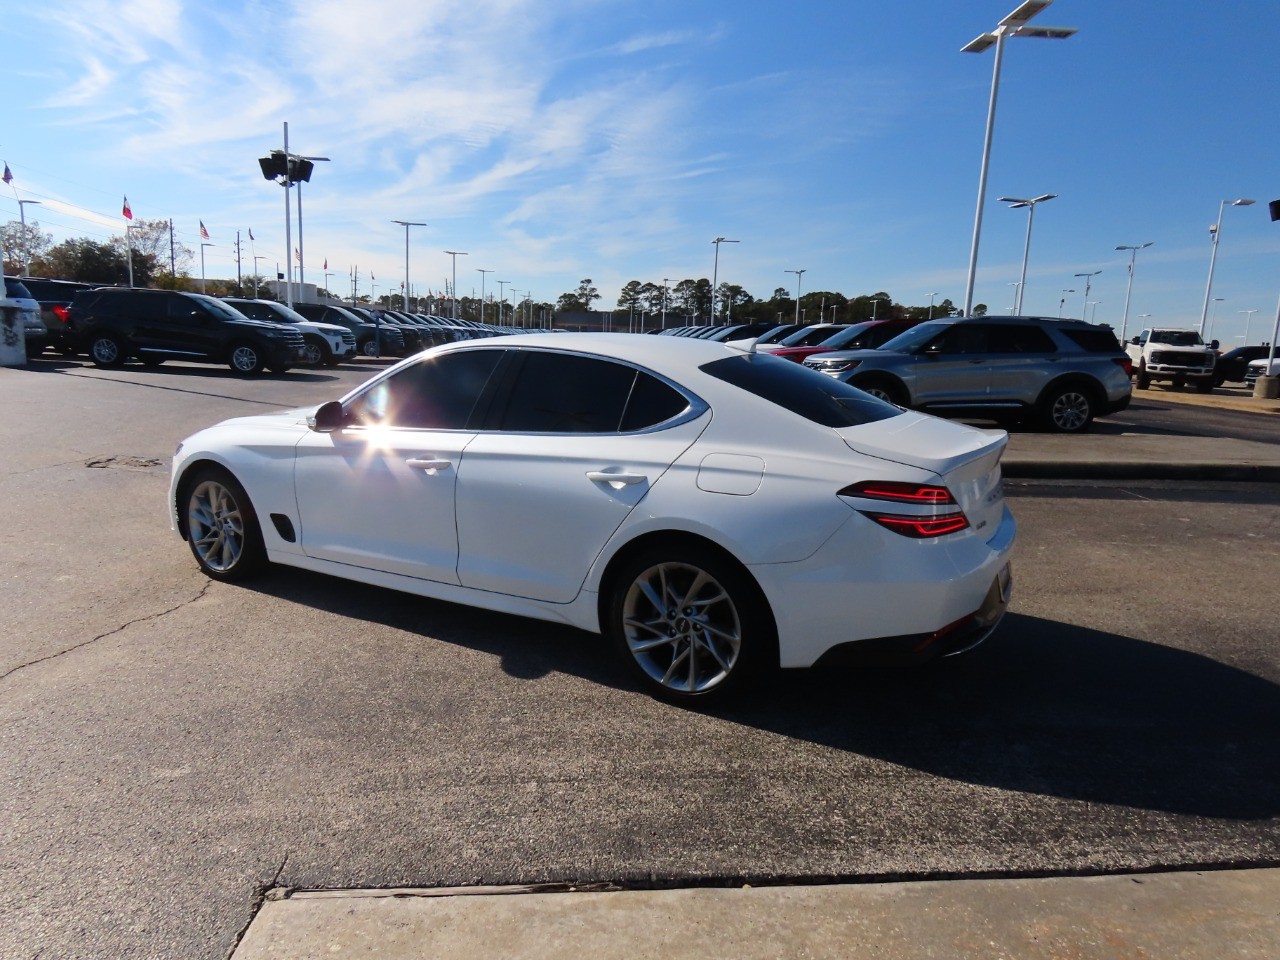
(2, 163), (12, 185)
(200, 220), (210, 240)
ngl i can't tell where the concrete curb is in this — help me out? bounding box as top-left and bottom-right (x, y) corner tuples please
(1004, 460), (1280, 482)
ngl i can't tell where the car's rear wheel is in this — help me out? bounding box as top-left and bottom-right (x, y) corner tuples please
(183, 467), (266, 582)
(606, 544), (774, 705)
(229, 343), (265, 374)
(1135, 365), (1150, 390)
(359, 338), (380, 357)
(89, 334), (127, 368)
(1040, 384), (1095, 433)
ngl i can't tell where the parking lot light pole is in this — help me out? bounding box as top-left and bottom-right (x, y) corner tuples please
(1087, 300), (1101, 324)
(444, 251), (467, 320)
(252, 255), (269, 297)
(1239, 309), (1258, 345)
(16, 199), (41, 276)
(1208, 298), (1225, 341)
(392, 220), (426, 314)
(961, 1), (1077, 317)
(496, 280), (508, 325)
(200, 243), (214, 294)
(1074, 270), (1101, 321)
(927, 292), (938, 319)
(710, 237), (738, 324)
(1058, 288), (1074, 318)
(785, 269), (806, 324)
(476, 269), (492, 324)
(999, 194), (1056, 314)
(1007, 282), (1022, 314)
(1115, 242), (1153, 341)
(1199, 199), (1256, 336)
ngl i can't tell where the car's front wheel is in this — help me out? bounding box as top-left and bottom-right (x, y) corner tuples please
(606, 544), (775, 705)
(1040, 384), (1095, 433)
(228, 343), (265, 374)
(183, 467), (266, 582)
(89, 333), (127, 368)
(854, 377), (907, 407)
(301, 336), (330, 367)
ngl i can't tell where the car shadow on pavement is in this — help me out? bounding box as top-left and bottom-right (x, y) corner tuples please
(241, 568), (1280, 822)
(22, 355), (340, 383)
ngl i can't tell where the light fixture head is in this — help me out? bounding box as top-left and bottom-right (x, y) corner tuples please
(962, 33), (997, 53)
(1000, 0), (1052, 27)
(1231, 199), (1256, 206)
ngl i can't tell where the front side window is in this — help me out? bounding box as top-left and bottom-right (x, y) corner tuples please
(347, 349), (503, 429)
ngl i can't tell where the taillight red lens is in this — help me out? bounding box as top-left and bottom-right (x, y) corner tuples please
(52, 305), (69, 322)
(1113, 356), (1133, 376)
(839, 481), (956, 504)
(862, 512), (970, 538)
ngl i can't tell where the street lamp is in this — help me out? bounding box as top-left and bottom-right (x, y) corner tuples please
(1074, 270), (1101, 321)
(295, 155), (329, 296)
(444, 250), (467, 320)
(16, 199), (41, 276)
(496, 280), (508, 325)
(1087, 300), (1101, 324)
(256, 122), (325, 308)
(1058, 288), (1075, 318)
(252, 255), (270, 298)
(476, 268), (493, 324)
(1208, 297), (1225, 341)
(1007, 281), (1022, 314)
(785, 268), (806, 324)
(1240, 309), (1259, 345)
(710, 237), (739, 324)
(961, 1), (1077, 317)
(1199, 198), (1255, 335)
(200, 243), (214, 294)
(392, 220), (426, 314)
(662, 278), (670, 329)
(999, 193), (1056, 313)
(1115, 242), (1154, 341)
(927, 292), (939, 319)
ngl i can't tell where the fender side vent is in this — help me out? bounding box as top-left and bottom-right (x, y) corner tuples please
(270, 514), (297, 543)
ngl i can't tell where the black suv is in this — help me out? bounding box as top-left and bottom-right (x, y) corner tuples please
(12, 277), (96, 355)
(67, 288), (307, 374)
(291, 302), (405, 357)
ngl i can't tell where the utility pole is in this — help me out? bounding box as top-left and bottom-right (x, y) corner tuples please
(169, 219), (176, 275)
(235, 230), (242, 290)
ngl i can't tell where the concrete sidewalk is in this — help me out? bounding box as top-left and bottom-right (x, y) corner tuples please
(233, 868), (1280, 959)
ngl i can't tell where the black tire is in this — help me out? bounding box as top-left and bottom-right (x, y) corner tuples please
(268, 365), (292, 374)
(228, 342), (266, 374)
(323, 355), (342, 368)
(359, 337), (380, 357)
(1194, 379), (1215, 393)
(180, 466), (267, 582)
(1135, 366), (1150, 390)
(604, 543), (776, 706)
(1039, 383), (1095, 433)
(301, 336), (330, 368)
(853, 377), (908, 407)
(89, 333), (127, 368)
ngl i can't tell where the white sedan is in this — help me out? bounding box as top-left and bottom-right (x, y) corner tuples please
(170, 334), (1014, 703)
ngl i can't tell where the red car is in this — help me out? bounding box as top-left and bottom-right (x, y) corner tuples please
(771, 319), (924, 364)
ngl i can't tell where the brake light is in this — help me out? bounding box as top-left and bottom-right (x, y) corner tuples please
(1113, 356), (1133, 376)
(862, 512), (970, 538)
(52, 305), (70, 323)
(839, 481), (956, 504)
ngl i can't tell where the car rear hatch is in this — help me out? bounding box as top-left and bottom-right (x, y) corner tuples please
(834, 412), (1008, 538)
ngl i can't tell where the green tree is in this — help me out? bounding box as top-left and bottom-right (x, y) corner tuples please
(972, 303), (988, 317)
(1, 220), (53, 274)
(617, 280), (643, 311)
(33, 237), (156, 286)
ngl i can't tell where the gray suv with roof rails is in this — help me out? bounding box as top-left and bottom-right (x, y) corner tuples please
(803, 315), (1132, 433)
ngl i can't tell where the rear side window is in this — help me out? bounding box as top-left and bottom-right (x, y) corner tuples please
(988, 325), (1057, 353)
(700, 354), (902, 427)
(499, 352), (637, 433)
(348, 350), (503, 429)
(5, 278), (33, 298)
(1059, 327), (1123, 352)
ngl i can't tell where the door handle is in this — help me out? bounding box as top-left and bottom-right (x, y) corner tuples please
(586, 470), (647, 486)
(406, 458), (452, 472)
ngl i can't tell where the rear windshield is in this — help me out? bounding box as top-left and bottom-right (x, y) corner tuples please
(1060, 327), (1122, 352)
(700, 354), (902, 427)
(5, 278), (33, 299)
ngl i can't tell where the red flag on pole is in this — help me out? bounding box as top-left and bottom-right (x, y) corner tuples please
(122, 196), (133, 220)
(323, 258), (328, 270)
(199, 220), (210, 240)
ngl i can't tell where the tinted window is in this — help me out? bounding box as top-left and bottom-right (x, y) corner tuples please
(700, 354), (902, 427)
(500, 352), (636, 433)
(880, 321), (949, 353)
(930, 324), (990, 354)
(780, 325), (841, 347)
(348, 350), (503, 429)
(988, 325), (1057, 353)
(5, 278), (33, 298)
(1059, 327), (1122, 353)
(620, 372), (690, 431)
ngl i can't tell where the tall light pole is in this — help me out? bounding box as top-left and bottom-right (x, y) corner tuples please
(200, 243), (214, 294)
(785, 268), (806, 324)
(1087, 300), (1101, 324)
(1115, 242), (1153, 341)
(444, 250), (467, 320)
(1208, 297), (1225, 342)
(476, 268), (493, 324)
(295, 155), (329, 297)
(1007, 281), (1022, 314)
(252, 255), (269, 298)
(662, 278), (671, 329)
(1200, 198), (1255, 336)
(1074, 270), (1101, 321)
(496, 280), (508, 325)
(16, 198), (42, 276)
(927, 292), (939, 319)
(961, 1), (1077, 317)
(1240, 309), (1259, 345)
(710, 237), (739, 324)
(1058, 288), (1075, 318)
(999, 193), (1056, 313)
(392, 220), (426, 314)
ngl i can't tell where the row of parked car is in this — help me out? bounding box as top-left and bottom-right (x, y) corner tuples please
(4, 276), (529, 374)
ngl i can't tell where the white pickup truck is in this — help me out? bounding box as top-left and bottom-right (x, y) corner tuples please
(1126, 328), (1218, 392)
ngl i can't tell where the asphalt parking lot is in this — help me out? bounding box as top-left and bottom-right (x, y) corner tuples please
(2, 356), (1278, 959)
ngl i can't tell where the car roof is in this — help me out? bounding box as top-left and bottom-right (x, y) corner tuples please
(433, 331), (756, 375)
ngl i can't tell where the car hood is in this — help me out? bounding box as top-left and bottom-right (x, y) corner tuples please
(834, 410), (1006, 478)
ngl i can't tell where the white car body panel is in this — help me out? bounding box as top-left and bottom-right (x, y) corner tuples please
(170, 334), (1016, 672)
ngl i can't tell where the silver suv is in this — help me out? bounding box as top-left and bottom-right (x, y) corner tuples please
(803, 316), (1133, 432)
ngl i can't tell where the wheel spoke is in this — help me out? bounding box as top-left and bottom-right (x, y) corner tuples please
(678, 570), (710, 607)
(695, 632), (733, 672)
(636, 580), (666, 616)
(695, 618), (738, 644)
(661, 646), (690, 687)
(629, 634), (679, 654)
(623, 616), (671, 640)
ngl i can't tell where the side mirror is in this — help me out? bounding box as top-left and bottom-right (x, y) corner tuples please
(1211, 339), (1220, 350)
(309, 400), (346, 433)
(921, 342), (945, 357)
(1130, 336), (1140, 345)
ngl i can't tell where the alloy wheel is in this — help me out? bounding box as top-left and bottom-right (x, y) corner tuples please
(1050, 390), (1090, 431)
(187, 479), (244, 573)
(91, 337), (120, 364)
(231, 345), (261, 373)
(621, 562), (742, 695)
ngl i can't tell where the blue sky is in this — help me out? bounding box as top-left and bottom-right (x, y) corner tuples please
(4, 0), (1279, 344)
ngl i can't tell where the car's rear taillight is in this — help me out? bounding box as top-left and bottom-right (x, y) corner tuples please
(838, 481), (957, 505)
(861, 512), (970, 538)
(52, 305), (70, 323)
(1113, 356), (1133, 376)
